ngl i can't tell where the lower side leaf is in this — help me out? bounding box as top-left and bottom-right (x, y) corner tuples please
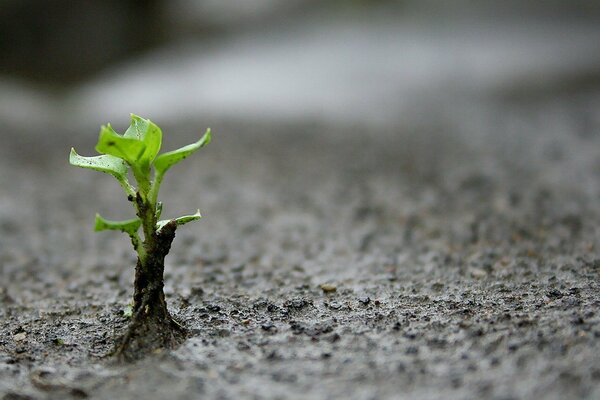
(95, 214), (142, 235)
(156, 210), (201, 233)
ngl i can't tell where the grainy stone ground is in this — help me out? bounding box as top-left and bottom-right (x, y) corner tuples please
(1, 92), (600, 399)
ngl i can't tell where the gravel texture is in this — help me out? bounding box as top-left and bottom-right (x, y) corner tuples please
(1, 93), (600, 399)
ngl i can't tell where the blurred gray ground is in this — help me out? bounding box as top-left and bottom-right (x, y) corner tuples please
(0, 1), (600, 132)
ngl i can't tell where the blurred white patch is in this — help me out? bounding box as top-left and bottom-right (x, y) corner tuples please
(72, 17), (600, 126)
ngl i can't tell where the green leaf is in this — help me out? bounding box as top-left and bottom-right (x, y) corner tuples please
(69, 148), (128, 180)
(123, 114), (147, 140)
(156, 209), (202, 232)
(124, 114), (162, 164)
(95, 124), (146, 165)
(154, 128), (211, 175)
(95, 213), (142, 236)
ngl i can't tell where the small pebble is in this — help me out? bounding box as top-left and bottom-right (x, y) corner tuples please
(358, 297), (371, 305)
(320, 284), (337, 293)
(470, 268), (487, 279)
(13, 332), (26, 342)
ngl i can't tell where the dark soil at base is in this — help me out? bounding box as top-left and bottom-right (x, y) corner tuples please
(0, 96), (600, 399)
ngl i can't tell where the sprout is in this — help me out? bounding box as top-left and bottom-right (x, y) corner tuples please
(70, 114), (211, 360)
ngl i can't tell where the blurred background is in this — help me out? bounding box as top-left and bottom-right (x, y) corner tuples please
(2, 0), (600, 240)
(1, 0), (600, 135)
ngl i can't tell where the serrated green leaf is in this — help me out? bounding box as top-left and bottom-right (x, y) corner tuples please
(124, 114), (162, 164)
(142, 120), (162, 163)
(156, 210), (202, 232)
(95, 125), (146, 165)
(69, 148), (128, 180)
(153, 129), (211, 175)
(95, 213), (142, 236)
(123, 114), (147, 140)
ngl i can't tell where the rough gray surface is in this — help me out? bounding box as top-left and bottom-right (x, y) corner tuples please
(1, 93), (600, 399)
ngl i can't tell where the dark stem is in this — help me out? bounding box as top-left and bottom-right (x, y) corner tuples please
(133, 220), (175, 313)
(114, 220), (185, 361)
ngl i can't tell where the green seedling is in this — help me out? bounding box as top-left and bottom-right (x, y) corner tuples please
(70, 114), (210, 360)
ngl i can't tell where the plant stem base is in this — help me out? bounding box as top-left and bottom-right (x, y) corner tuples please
(113, 221), (185, 362)
(113, 302), (186, 362)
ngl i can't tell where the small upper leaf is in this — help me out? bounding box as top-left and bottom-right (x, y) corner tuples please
(124, 114), (162, 164)
(156, 209), (202, 232)
(95, 213), (142, 236)
(123, 114), (148, 140)
(95, 124), (146, 165)
(154, 128), (211, 175)
(69, 148), (128, 180)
